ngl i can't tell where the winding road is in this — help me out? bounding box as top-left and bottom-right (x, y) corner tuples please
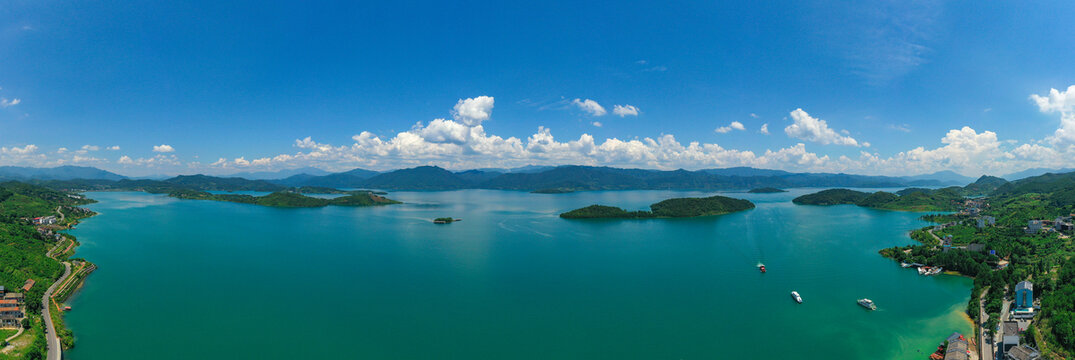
(42, 261), (71, 360)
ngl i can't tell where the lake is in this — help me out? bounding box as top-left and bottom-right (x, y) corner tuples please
(64, 189), (972, 359)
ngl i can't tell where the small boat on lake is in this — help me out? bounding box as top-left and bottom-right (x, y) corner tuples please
(758, 264), (766, 273)
(901, 262), (911, 268)
(791, 291), (802, 304)
(858, 298), (877, 310)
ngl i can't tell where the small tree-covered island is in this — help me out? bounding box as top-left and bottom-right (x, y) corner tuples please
(560, 195), (755, 219)
(747, 187), (787, 193)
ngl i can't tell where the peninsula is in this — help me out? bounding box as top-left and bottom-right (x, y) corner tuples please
(560, 195), (754, 219)
(867, 173), (1075, 358)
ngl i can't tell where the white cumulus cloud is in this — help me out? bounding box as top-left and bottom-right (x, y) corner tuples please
(153, 144), (175, 153)
(612, 104), (640, 117)
(760, 123), (770, 135)
(715, 121), (746, 134)
(572, 98), (607, 116)
(784, 108), (865, 147)
(452, 96), (495, 126)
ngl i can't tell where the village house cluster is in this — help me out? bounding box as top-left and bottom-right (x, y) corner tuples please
(0, 281), (33, 328)
(1024, 214), (1075, 235)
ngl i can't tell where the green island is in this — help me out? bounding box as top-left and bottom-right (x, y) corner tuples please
(167, 189), (401, 208)
(870, 173), (1075, 358)
(560, 195), (755, 219)
(747, 187), (787, 193)
(530, 188), (575, 194)
(0, 181), (98, 358)
(791, 186), (964, 211)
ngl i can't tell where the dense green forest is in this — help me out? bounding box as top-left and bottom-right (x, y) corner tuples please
(168, 189), (401, 208)
(560, 195), (754, 219)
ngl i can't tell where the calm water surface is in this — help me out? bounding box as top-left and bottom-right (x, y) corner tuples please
(65, 189), (971, 359)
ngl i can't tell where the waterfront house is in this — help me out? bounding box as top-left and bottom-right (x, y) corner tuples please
(1015, 281), (1033, 309)
(944, 332), (969, 360)
(32, 215), (58, 225)
(1001, 321), (1020, 356)
(1004, 345), (1041, 360)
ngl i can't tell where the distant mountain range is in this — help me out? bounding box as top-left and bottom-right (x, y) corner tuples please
(222, 167), (333, 180)
(1001, 168), (1075, 181)
(264, 165), (963, 191)
(3, 165), (1000, 191)
(0, 165), (126, 181)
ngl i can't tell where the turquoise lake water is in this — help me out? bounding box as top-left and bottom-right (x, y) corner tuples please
(64, 189), (972, 359)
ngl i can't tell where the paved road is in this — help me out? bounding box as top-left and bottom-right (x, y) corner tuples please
(42, 261), (71, 360)
(979, 290), (993, 360)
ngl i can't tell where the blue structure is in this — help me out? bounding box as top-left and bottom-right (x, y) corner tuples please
(1015, 281), (1033, 309)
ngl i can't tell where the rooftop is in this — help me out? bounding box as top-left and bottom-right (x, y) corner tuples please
(1016, 280), (1033, 292)
(1006, 345), (1040, 360)
(1003, 321), (1020, 336)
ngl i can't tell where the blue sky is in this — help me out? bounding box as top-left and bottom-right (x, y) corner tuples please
(1, 1), (1074, 177)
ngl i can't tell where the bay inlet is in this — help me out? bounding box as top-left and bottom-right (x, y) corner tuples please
(64, 189), (971, 359)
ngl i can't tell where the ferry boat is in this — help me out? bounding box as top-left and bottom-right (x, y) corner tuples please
(791, 291), (802, 304)
(758, 265), (766, 273)
(858, 298), (877, 310)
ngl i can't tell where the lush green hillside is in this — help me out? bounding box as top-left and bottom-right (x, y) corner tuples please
(793, 188), (961, 211)
(874, 171), (1075, 357)
(962, 175), (1009, 196)
(747, 187), (786, 193)
(560, 195), (754, 219)
(168, 190), (400, 207)
(0, 182), (94, 315)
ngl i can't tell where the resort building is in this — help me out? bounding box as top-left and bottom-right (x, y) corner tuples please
(1015, 281), (1033, 309)
(977, 216), (996, 229)
(1004, 345), (1041, 360)
(22, 278), (35, 292)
